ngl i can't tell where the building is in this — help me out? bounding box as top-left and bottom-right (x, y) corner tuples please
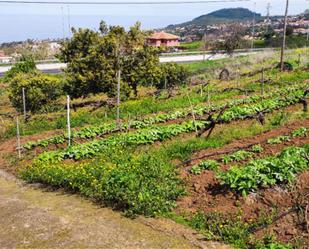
(0, 50), (13, 64)
(147, 32), (180, 47)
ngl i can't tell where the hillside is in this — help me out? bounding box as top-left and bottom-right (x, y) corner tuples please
(167, 8), (262, 28)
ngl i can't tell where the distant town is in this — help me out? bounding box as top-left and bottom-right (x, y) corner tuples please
(1, 7), (309, 64)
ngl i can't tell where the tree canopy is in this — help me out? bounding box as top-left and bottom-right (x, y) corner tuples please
(58, 21), (187, 99)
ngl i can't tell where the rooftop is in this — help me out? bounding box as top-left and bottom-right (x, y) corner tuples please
(148, 32), (180, 40)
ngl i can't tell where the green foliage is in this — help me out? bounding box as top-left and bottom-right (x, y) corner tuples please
(178, 7), (261, 27)
(217, 146), (309, 196)
(251, 144), (264, 153)
(270, 111), (288, 126)
(8, 72), (63, 113)
(188, 212), (292, 249)
(221, 150), (253, 164)
(59, 21), (183, 98)
(189, 212), (252, 248)
(291, 127), (308, 137)
(21, 147), (184, 216)
(3, 58), (36, 82)
(267, 136), (290, 145)
(23, 84), (307, 150)
(180, 41), (203, 51)
(35, 120), (206, 162)
(28, 85), (307, 162)
(190, 160), (219, 175)
(265, 34), (309, 49)
(155, 62), (189, 90)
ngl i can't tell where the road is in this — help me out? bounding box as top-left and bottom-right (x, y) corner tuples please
(0, 63), (67, 77)
(0, 51), (257, 77)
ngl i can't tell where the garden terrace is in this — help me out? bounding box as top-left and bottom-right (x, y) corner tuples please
(28, 85), (308, 163)
(22, 75), (309, 151)
(1, 48), (309, 249)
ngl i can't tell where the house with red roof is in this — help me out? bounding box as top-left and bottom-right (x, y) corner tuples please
(147, 32), (180, 47)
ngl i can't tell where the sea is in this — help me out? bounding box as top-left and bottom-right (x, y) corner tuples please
(0, 14), (187, 43)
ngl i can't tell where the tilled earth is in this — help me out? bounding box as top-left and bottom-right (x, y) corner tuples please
(177, 119), (309, 246)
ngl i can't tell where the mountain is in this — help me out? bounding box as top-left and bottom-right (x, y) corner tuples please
(167, 8), (262, 28)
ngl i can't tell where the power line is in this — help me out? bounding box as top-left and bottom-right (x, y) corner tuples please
(0, 0), (250, 5)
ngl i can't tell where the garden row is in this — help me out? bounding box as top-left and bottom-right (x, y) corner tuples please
(189, 127), (308, 175)
(35, 86), (308, 163)
(24, 82), (307, 150)
(218, 144), (309, 196)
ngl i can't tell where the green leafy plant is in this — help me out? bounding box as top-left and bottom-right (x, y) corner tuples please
(23, 84), (308, 150)
(251, 144), (264, 153)
(21, 147), (184, 217)
(267, 136), (290, 145)
(222, 150), (253, 164)
(199, 159), (220, 171)
(190, 159), (219, 174)
(217, 146), (309, 196)
(291, 127), (308, 137)
(190, 165), (203, 175)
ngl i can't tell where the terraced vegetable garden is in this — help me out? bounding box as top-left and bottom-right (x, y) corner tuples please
(1, 49), (309, 249)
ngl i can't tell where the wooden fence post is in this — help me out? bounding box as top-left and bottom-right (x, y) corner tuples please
(67, 95), (71, 147)
(16, 116), (21, 159)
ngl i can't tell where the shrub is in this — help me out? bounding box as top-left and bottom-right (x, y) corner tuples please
(4, 58), (36, 82)
(21, 147), (184, 216)
(8, 72), (63, 113)
(155, 62), (189, 90)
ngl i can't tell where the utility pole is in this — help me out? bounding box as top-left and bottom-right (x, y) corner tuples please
(266, 3), (271, 33)
(251, 2), (256, 51)
(280, 0), (289, 71)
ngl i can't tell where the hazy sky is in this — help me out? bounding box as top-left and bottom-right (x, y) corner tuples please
(0, 0), (308, 42)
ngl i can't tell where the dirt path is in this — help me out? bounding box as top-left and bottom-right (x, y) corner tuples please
(0, 173), (230, 249)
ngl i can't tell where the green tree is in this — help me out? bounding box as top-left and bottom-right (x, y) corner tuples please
(156, 63), (189, 90)
(4, 58), (36, 83)
(8, 72), (63, 113)
(58, 21), (181, 99)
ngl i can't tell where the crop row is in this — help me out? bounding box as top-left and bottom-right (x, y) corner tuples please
(189, 127), (308, 175)
(35, 88), (308, 163)
(217, 145), (309, 196)
(24, 83), (308, 150)
(23, 96), (259, 150)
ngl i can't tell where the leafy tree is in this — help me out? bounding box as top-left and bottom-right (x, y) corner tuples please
(4, 58), (36, 82)
(155, 63), (189, 90)
(8, 72), (63, 113)
(59, 21), (186, 99)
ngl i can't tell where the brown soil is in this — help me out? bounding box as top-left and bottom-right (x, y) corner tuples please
(0, 130), (63, 175)
(176, 119), (309, 247)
